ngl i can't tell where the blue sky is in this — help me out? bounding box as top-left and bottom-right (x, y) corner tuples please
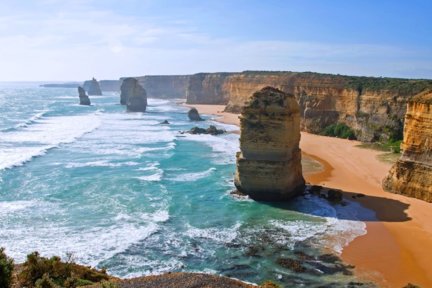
(0, 0), (431, 80)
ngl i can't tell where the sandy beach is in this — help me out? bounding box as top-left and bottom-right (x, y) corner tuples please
(186, 104), (432, 288)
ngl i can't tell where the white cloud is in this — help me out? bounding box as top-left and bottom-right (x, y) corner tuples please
(0, 2), (430, 80)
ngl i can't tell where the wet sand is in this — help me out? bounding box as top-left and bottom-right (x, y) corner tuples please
(186, 104), (432, 288)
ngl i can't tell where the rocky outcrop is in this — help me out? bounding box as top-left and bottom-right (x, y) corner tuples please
(120, 78), (147, 112)
(186, 125), (225, 135)
(83, 78), (102, 96)
(383, 90), (432, 202)
(187, 108), (204, 121)
(186, 71), (432, 142)
(77, 86), (91, 105)
(234, 87), (305, 201)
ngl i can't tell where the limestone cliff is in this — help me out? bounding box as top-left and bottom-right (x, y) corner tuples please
(137, 75), (189, 98)
(120, 78), (147, 112)
(99, 80), (120, 92)
(186, 71), (432, 142)
(83, 78), (102, 96)
(234, 87), (305, 201)
(383, 90), (432, 202)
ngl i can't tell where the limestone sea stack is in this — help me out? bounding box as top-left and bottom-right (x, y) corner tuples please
(234, 87), (305, 201)
(383, 90), (432, 202)
(120, 78), (147, 112)
(78, 86), (91, 105)
(85, 78), (102, 96)
(187, 108), (204, 121)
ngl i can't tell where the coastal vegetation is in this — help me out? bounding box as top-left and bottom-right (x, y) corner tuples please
(0, 248), (14, 288)
(321, 123), (356, 140)
(0, 249), (110, 288)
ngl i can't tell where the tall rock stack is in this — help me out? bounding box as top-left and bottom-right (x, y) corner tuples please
(120, 78), (148, 112)
(383, 90), (432, 202)
(84, 78), (102, 96)
(77, 86), (91, 105)
(234, 87), (305, 201)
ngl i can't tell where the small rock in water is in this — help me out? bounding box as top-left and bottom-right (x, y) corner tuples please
(186, 125), (225, 135)
(160, 120), (170, 124)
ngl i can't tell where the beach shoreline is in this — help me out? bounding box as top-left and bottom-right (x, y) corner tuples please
(185, 103), (432, 288)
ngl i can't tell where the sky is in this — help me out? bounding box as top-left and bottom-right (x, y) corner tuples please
(0, 0), (431, 81)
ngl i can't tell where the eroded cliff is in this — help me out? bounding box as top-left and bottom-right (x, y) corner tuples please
(186, 71), (432, 142)
(383, 90), (432, 202)
(234, 87), (305, 201)
(134, 75), (189, 98)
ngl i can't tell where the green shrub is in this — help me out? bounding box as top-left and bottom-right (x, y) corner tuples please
(0, 247), (14, 288)
(321, 123), (356, 140)
(382, 140), (402, 153)
(35, 273), (60, 288)
(18, 252), (109, 288)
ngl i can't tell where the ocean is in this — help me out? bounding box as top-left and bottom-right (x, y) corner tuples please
(0, 83), (374, 287)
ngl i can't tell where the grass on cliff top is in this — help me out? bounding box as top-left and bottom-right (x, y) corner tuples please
(240, 70), (432, 94)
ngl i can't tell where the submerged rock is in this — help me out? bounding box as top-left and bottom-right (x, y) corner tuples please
(77, 86), (91, 105)
(84, 77), (102, 96)
(186, 125), (225, 135)
(234, 87), (305, 201)
(383, 90), (432, 202)
(188, 108), (204, 121)
(120, 78), (147, 112)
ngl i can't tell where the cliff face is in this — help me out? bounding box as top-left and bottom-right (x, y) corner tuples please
(234, 87), (305, 201)
(132, 75), (189, 99)
(99, 80), (120, 92)
(186, 71), (432, 142)
(83, 78), (102, 96)
(186, 73), (235, 104)
(383, 90), (432, 202)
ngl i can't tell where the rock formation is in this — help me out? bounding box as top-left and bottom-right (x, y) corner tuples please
(234, 87), (305, 201)
(84, 78), (102, 96)
(120, 78), (147, 112)
(185, 71), (432, 142)
(187, 108), (204, 121)
(186, 125), (225, 135)
(77, 86), (91, 105)
(383, 90), (432, 202)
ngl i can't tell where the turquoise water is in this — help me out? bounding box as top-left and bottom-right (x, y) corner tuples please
(0, 83), (374, 287)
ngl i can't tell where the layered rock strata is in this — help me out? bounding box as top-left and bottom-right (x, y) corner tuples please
(187, 108), (204, 121)
(120, 78), (147, 112)
(383, 90), (432, 202)
(186, 71), (432, 142)
(234, 87), (305, 201)
(77, 86), (91, 105)
(83, 78), (102, 95)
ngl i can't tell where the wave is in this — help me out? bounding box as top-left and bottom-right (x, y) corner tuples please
(65, 160), (139, 169)
(270, 196), (372, 254)
(167, 167), (216, 182)
(2, 109), (49, 132)
(0, 114), (101, 170)
(1, 220), (159, 266)
(182, 133), (239, 164)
